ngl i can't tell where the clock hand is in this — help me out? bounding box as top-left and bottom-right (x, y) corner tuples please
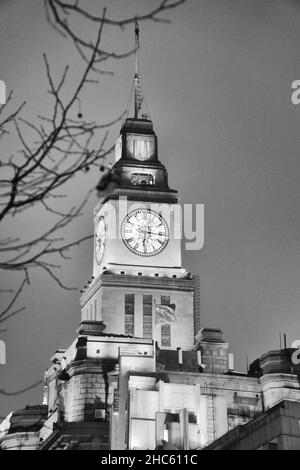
(138, 228), (151, 236)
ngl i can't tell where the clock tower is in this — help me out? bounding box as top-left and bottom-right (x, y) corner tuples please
(80, 25), (200, 350)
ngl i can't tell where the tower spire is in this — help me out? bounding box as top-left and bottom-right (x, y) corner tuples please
(134, 21), (143, 119)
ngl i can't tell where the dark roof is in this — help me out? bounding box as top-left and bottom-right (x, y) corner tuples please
(9, 405), (47, 434)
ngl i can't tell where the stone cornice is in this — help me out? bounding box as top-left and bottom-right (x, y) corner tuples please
(94, 188), (179, 215)
(80, 273), (197, 306)
(66, 359), (117, 377)
(162, 370), (261, 389)
(260, 373), (300, 387)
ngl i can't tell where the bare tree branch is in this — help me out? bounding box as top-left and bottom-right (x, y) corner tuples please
(44, 0), (186, 69)
(0, 381), (42, 396)
(0, 1), (186, 326)
(0, 278), (28, 322)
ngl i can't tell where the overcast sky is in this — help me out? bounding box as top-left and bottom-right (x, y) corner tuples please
(1, 0), (300, 419)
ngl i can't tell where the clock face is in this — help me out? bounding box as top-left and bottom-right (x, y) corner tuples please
(121, 209), (169, 256)
(95, 216), (106, 264)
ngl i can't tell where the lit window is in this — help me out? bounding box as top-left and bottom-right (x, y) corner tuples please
(125, 294), (134, 336)
(161, 296), (171, 347)
(143, 295), (152, 338)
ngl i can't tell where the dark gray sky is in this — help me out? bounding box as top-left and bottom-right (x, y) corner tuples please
(1, 0), (300, 418)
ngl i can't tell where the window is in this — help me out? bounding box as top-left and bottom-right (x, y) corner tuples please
(125, 294), (134, 336)
(161, 295), (171, 347)
(143, 294), (153, 338)
(268, 442), (278, 450)
(133, 139), (150, 160)
(188, 412), (197, 423)
(161, 295), (170, 305)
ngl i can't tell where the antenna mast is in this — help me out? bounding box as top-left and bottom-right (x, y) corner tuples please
(134, 21), (143, 119)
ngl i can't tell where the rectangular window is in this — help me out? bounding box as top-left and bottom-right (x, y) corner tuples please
(161, 295), (170, 306)
(268, 442), (278, 450)
(134, 139), (149, 159)
(143, 294), (153, 338)
(161, 295), (171, 347)
(125, 293), (134, 336)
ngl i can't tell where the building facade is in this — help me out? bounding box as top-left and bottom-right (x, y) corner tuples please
(206, 400), (300, 450)
(2, 108), (300, 450)
(1, 35), (300, 450)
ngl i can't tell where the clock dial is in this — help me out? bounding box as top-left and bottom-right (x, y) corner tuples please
(121, 209), (169, 256)
(95, 215), (106, 264)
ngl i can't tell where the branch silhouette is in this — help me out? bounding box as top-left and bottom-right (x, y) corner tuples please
(0, 1), (186, 324)
(0, 380), (42, 397)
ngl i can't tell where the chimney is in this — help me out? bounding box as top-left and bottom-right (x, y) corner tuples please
(228, 353), (234, 371)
